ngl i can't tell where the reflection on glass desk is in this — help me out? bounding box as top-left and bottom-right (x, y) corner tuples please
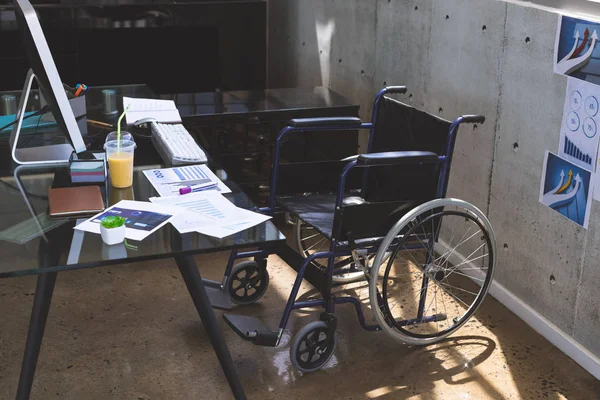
(0, 84), (154, 121)
(0, 161), (284, 278)
(160, 86), (361, 206)
(162, 86), (357, 117)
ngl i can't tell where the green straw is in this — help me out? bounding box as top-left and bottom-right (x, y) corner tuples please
(117, 105), (130, 151)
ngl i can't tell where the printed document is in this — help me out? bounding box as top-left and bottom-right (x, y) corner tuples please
(143, 164), (231, 197)
(74, 200), (182, 241)
(123, 97), (182, 125)
(150, 192), (271, 239)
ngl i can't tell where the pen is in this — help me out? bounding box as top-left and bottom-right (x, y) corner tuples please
(88, 119), (114, 129)
(179, 182), (218, 195)
(165, 179), (208, 186)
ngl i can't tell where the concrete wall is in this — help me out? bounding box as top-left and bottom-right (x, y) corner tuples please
(268, 0), (600, 361)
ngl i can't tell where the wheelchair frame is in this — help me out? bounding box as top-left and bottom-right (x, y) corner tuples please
(218, 86), (487, 353)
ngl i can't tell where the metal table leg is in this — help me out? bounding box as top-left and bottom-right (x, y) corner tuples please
(175, 254), (247, 400)
(16, 272), (58, 400)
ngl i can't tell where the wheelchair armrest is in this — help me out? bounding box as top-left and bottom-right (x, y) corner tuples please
(287, 117), (363, 128)
(357, 151), (439, 166)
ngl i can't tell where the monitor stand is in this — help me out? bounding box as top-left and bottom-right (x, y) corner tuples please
(9, 69), (73, 165)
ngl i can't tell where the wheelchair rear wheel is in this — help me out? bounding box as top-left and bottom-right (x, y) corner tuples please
(294, 221), (366, 284)
(369, 198), (496, 346)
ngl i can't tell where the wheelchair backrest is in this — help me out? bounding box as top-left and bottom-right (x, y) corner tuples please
(369, 96), (451, 154)
(333, 96), (453, 241)
(362, 96), (452, 203)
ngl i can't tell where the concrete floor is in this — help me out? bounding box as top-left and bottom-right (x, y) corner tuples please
(1, 243), (599, 399)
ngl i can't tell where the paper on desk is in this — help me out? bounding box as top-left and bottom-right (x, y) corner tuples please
(123, 97), (182, 125)
(150, 191), (237, 235)
(150, 192), (271, 238)
(74, 200), (182, 241)
(198, 207), (273, 239)
(143, 164), (231, 197)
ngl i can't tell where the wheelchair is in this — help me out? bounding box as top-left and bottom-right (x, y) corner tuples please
(219, 86), (496, 373)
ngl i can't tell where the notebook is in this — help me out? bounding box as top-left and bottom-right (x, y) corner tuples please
(123, 97), (182, 125)
(48, 186), (105, 217)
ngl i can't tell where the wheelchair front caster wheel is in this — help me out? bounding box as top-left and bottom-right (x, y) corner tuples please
(290, 321), (336, 373)
(227, 261), (269, 305)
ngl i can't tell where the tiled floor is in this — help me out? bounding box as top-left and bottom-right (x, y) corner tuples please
(0, 248), (599, 399)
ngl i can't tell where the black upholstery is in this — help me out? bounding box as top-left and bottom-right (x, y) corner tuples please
(370, 97), (451, 153)
(334, 200), (419, 241)
(277, 193), (420, 242)
(276, 160), (362, 196)
(363, 97), (451, 203)
(277, 194), (337, 238)
(288, 117), (363, 128)
(357, 151), (438, 166)
(277, 193), (412, 241)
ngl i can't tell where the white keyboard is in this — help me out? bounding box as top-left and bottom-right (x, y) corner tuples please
(150, 122), (207, 165)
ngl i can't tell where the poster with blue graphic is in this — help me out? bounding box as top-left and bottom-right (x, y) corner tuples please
(555, 16), (600, 83)
(539, 151), (593, 228)
(558, 78), (600, 170)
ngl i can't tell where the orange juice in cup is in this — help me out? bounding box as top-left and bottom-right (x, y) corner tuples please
(105, 140), (136, 188)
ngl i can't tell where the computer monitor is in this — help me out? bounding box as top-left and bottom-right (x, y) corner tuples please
(9, 0), (87, 165)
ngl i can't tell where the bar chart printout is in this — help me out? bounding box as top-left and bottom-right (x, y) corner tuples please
(558, 78), (600, 171)
(177, 198), (226, 220)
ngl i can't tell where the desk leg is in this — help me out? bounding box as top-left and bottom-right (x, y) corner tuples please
(16, 272), (57, 400)
(175, 255), (247, 400)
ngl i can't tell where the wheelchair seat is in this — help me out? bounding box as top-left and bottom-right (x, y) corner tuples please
(277, 193), (418, 241)
(276, 194), (337, 239)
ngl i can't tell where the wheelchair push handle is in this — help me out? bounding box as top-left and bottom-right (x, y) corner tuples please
(382, 86), (408, 95)
(460, 115), (486, 124)
(287, 117), (363, 128)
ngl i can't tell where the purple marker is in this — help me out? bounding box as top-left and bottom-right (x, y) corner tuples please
(179, 182), (218, 195)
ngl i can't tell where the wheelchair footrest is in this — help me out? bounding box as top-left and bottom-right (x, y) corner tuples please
(223, 314), (278, 347)
(205, 286), (233, 311)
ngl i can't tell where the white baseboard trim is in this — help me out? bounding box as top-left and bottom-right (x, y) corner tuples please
(436, 240), (600, 380)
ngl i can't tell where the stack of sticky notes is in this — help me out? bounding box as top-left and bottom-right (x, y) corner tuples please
(69, 152), (106, 183)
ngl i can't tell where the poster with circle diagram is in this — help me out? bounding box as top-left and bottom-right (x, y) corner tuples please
(558, 78), (600, 173)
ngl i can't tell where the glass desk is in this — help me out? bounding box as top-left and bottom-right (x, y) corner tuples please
(161, 86), (358, 117)
(0, 85), (285, 400)
(1, 163), (284, 277)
